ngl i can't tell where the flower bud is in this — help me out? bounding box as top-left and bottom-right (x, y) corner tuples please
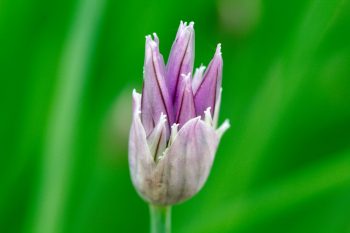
(142, 34), (174, 136)
(129, 22), (229, 206)
(194, 44), (223, 117)
(166, 21), (195, 103)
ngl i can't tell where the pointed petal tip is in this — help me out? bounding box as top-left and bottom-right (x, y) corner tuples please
(204, 107), (213, 126)
(171, 123), (179, 129)
(132, 90), (142, 117)
(180, 20), (194, 27)
(180, 72), (191, 80)
(159, 112), (167, 123)
(145, 34), (158, 48)
(204, 107), (211, 115)
(132, 89), (141, 101)
(152, 33), (159, 44)
(216, 119), (230, 138)
(178, 20), (194, 32)
(216, 43), (222, 56)
(224, 119), (230, 127)
(178, 21), (186, 32)
(186, 22), (194, 32)
(145, 34), (152, 42)
(199, 64), (206, 70)
(169, 123), (180, 145)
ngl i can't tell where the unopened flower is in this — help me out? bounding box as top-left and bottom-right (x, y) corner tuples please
(129, 21), (229, 206)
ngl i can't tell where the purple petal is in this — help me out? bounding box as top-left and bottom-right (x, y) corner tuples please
(141, 35), (174, 136)
(166, 21), (195, 103)
(157, 117), (219, 205)
(194, 44), (223, 117)
(174, 73), (196, 127)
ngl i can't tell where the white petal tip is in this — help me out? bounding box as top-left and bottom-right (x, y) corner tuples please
(152, 33), (159, 42)
(146, 35), (158, 48)
(179, 21), (195, 33)
(198, 64), (206, 70)
(132, 89), (140, 95)
(216, 44), (222, 55)
(216, 119), (230, 138)
(169, 123), (180, 145)
(204, 107), (212, 117)
(204, 107), (213, 126)
(159, 112), (167, 123)
(132, 90), (141, 102)
(181, 72), (191, 79)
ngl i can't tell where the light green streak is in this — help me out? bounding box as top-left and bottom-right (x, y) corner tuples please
(214, 0), (344, 196)
(28, 0), (105, 232)
(182, 149), (350, 233)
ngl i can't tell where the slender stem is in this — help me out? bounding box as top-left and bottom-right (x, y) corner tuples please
(149, 205), (171, 233)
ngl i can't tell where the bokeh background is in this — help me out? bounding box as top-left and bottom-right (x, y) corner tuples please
(1, 0), (350, 232)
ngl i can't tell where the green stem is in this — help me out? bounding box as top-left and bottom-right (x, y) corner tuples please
(149, 205), (171, 233)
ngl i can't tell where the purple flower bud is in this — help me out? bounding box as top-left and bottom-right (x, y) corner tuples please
(129, 22), (229, 206)
(166, 21), (195, 103)
(194, 44), (223, 117)
(142, 34), (174, 136)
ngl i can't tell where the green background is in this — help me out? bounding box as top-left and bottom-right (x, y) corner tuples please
(1, 0), (350, 232)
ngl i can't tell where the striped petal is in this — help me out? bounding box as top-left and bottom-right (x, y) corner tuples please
(166, 21), (195, 103)
(194, 44), (223, 117)
(156, 117), (219, 205)
(141, 34), (174, 136)
(129, 91), (156, 202)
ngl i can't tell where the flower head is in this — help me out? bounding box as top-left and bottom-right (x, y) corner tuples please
(129, 21), (230, 205)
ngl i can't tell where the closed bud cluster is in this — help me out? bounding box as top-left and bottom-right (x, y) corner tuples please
(129, 21), (229, 206)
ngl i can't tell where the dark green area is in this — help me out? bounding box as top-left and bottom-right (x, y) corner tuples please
(1, 0), (350, 232)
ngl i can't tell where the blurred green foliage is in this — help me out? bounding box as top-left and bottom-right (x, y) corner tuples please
(1, 0), (350, 232)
